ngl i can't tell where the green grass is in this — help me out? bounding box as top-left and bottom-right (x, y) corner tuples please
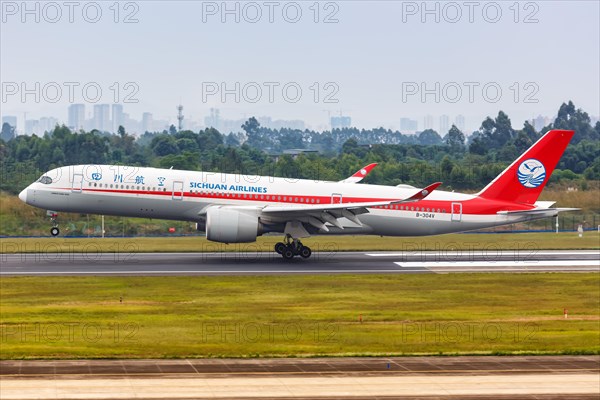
(1, 274), (598, 359)
(1, 232), (599, 253)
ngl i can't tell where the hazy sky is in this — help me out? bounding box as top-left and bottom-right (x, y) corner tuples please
(1, 0), (599, 132)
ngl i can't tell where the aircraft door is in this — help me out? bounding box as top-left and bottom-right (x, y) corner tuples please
(331, 193), (343, 204)
(71, 173), (83, 193)
(172, 181), (184, 200)
(451, 202), (462, 222)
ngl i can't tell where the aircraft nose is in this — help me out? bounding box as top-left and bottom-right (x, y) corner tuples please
(18, 188), (28, 203)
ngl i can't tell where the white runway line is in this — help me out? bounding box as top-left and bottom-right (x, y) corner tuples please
(396, 260), (600, 267)
(368, 251), (600, 257)
(395, 260), (600, 268)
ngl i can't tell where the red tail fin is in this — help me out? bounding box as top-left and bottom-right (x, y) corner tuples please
(477, 129), (574, 205)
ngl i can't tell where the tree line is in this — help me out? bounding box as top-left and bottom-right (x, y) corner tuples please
(1, 101), (598, 195)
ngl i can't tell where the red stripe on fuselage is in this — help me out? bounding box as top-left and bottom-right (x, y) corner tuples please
(55, 187), (534, 215)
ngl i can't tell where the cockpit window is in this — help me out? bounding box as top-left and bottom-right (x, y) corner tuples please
(38, 176), (53, 184)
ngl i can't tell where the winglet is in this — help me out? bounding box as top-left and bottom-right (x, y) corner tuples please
(340, 163), (378, 183)
(394, 182), (442, 203)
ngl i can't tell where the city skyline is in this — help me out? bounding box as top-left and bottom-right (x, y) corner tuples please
(3, 102), (582, 138)
(2, 2), (598, 134)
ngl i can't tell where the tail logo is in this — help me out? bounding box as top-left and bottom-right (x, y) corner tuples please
(517, 159), (546, 188)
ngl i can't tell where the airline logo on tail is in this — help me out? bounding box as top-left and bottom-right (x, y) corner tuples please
(517, 159), (546, 188)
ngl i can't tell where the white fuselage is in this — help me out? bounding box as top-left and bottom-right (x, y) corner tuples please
(19, 165), (546, 237)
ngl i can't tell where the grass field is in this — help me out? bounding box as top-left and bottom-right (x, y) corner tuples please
(1, 232), (599, 254)
(0, 274), (598, 359)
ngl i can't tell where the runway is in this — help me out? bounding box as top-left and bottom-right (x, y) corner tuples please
(1, 250), (598, 275)
(1, 356), (598, 399)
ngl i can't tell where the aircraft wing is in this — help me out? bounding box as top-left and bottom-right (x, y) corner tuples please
(259, 182), (441, 231)
(339, 163), (378, 183)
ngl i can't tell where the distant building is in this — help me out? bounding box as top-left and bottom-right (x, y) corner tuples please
(423, 115), (434, 130)
(204, 108), (221, 130)
(400, 118), (418, 133)
(68, 104), (85, 131)
(439, 114), (450, 134)
(112, 104), (124, 132)
(330, 115), (351, 130)
(142, 112), (153, 133)
(25, 119), (40, 135)
(258, 116), (305, 130)
(532, 115), (551, 131)
(272, 148), (319, 161)
(454, 114), (466, 132)
(92, 104), (110, 132)
(39, 117), (58, 134)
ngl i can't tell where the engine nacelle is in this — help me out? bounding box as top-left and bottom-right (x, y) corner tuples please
(206, 207), (260, 243)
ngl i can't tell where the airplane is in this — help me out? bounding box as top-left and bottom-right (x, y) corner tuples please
(18, 129), (577, 259)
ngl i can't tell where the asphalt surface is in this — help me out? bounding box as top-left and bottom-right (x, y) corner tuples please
(1, 356), (598, 399)
(2, 356), (598, 378)
(1, 250), (598, 275)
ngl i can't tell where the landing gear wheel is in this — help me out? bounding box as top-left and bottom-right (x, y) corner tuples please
(275, 242), (286, 255)
(50, 227), (60, 236)
(282, 247), (295, 260)
(299, 246), (312, 259)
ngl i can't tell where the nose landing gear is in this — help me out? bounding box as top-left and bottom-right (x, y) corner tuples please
(274, 234), (312, 259)
(48, 211), (60, 236)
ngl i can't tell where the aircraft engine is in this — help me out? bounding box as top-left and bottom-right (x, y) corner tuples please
(206, 206), (261, 243)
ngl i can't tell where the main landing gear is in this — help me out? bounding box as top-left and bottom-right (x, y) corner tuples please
(274, 234), (312, 260)
(48, 211), (60, 236)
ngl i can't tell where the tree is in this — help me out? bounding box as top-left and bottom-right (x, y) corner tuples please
(445, 125), (465, 152)
(1, 123), (15, 142)
(242, 117), (261, 148)
(493, 111), (515, 147)
(169, 124), (178, 135)
(341, 138), (361, 156)
(513, 130), (533, 153)
(469, 135), (487, 155)
(553, 101), (598, 143)
(151, 135), (178, 156)
(225, 133), (240, 147)
(440, 155), (455, 178)
(417, 129), (442, 146)
(521, 120), (539, 142)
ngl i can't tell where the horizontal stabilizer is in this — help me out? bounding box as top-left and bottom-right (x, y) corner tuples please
(497, 208), (580, 216)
